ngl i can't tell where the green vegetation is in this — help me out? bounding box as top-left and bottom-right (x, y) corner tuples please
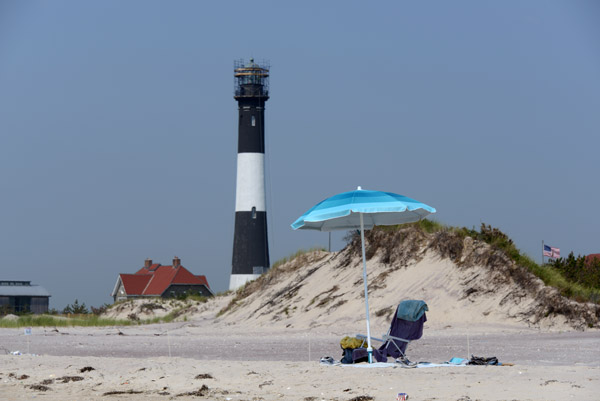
(376, 219), (447, 234)
(0, 314), (134, 328)
(456, 223), (600, 303)
(550, 253), (600, 299)
(62, 299), (89, 314)
(368, 220), (600, 304)
(426, 220), (600, 303)
(180, 294), (210, 303)
(0, 309), (189, 328)
(0, 293), (212, 327)
(412, 218), (447, 233)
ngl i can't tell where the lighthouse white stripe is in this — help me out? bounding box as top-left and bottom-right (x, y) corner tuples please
(229, 274), (262, 291)
(235, 153), (266, 212)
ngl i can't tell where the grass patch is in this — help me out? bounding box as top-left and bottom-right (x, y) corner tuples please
(271, 247), (326, 270)
(0, 301), (196, 327)
(0, 314), (134, 328)
(377, 219), (448, 234)
(184, 294), (210, 303)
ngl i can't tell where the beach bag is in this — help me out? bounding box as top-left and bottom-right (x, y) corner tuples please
(340, 348), (368, 364)
(468, 355), (499, 365)
(341, 348), (354, 364)
(340, 336), (364, 349)
(340, 336), (366, 364)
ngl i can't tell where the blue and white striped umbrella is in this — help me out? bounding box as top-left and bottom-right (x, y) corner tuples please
(291, 188), (436, 231)
(291, 187), (436, 363)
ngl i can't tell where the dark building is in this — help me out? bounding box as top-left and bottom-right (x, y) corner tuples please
(230, 58), (271, 290)
(111, 257), (213, 302)
(0, 281), (51, 314)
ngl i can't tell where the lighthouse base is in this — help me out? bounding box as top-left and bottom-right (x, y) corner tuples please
(229, 273), (263, 291)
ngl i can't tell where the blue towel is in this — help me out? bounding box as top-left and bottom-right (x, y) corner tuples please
(446, 357), (467, 365)
(396, 300), (428, 322)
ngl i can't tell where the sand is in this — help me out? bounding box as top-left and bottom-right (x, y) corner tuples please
(1, 355), (598, 401)
(1, 322), (599, 400)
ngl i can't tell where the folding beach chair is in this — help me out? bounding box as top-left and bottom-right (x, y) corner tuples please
(350, 300), (428, 364)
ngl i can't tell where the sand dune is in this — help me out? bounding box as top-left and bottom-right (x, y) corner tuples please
(182, 227), (598, 332)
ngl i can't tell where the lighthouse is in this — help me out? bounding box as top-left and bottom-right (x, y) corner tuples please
(230, 58), (270, 290)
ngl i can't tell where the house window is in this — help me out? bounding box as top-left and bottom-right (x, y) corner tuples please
(251, 116), (256, 126)
(252, 206), (257, 219)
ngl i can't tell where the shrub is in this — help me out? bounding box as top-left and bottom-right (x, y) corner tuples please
(62, 299), (89, 315)
(90, 304), (110, 315)
(551, 253), (600, 289)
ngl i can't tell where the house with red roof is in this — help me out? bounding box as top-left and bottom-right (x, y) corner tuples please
(585, 254), (600, 266)
(111, 257), (213, 302)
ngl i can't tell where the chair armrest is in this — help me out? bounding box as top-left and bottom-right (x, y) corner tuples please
(355, 334), (385, 343)
(382, 334), (410, 343)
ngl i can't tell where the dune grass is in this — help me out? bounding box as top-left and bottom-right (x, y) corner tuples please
(358, 219), (600, 304)
(0, 295), (207, 327)
(0, 313), (188, 328)
(377, 218), (448, 234)
(456, 223), (600, 303)
(0, 314), (135, 328)
(395, 220), (600, 304)
(271, 247), (326, 270)
(183, 294), (210, 303)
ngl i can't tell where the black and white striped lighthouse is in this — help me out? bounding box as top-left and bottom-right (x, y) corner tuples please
(230, 58), (270, 290)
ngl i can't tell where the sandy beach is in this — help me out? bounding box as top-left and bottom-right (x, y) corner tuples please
(1, 322), (599, 400)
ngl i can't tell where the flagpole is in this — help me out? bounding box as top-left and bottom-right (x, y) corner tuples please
(542, 240), (544, 265)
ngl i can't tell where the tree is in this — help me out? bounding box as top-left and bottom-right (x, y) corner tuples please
(62, 299), (89, 314)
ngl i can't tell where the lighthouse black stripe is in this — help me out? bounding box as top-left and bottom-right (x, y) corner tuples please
(237, 104), (266, 154)
(231, 211), (270, 275)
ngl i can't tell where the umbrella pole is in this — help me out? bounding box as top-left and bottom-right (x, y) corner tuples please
(360, 213), (373, 363)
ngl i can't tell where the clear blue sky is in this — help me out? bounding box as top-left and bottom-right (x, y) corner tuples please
(1, 1), (599, 310)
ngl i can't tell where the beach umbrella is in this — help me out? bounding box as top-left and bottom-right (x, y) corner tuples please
(291, 187), (436, 363)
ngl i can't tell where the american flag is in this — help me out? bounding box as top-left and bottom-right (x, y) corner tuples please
(543, 245), (560, 259)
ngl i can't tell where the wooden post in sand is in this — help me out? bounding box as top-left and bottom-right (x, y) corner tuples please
(467, 332), (470, 359)
(167, 329), (172, 358)
(24, 327), (31, 354)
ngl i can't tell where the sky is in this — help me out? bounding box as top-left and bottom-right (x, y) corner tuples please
(1, 1), (599, 310)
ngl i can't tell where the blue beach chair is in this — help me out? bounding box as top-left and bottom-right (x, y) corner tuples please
(352, 300), (428, 364)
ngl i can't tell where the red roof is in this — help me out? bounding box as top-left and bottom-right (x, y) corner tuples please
(585, 254), (600, 265)
(120, 274), (152, 295)
(118, 263), (210, 296)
